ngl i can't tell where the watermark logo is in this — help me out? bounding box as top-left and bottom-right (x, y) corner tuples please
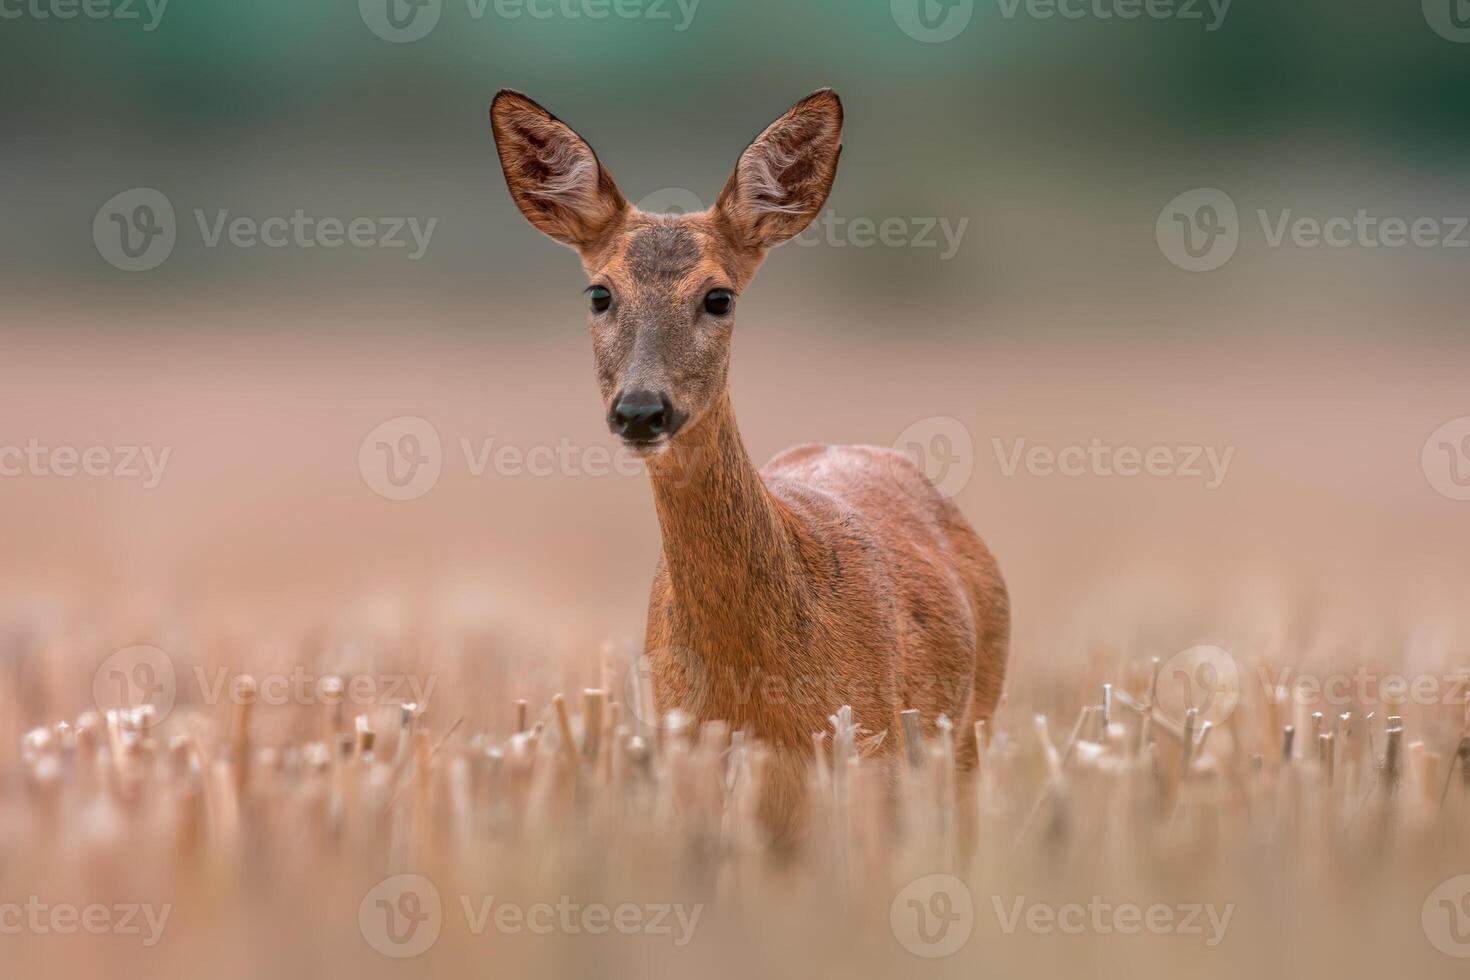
(1423, 0), (1470, 42)
(891, 874), (974, 957)
(358, 875), (702, 956)
(360, 417), (443, 501)
(893, 417), (975, 499)
(92, 645), (177, 727)
(892, 0), (974, 42)
(360, 874), (443, 958)
(95, 190), (436, 270)
(91, 647), (435, 724)
(1160, 189), (1468, 271)
(359, 421), (707, 500)
(1157, 188), (1239, 272)
(94, 188), (176, 272)
(360, 0), (442, 41)
(621, 654), (660, 732)
(1155, 644), (1240, 727)
(1423, 417), (1470, 502)
(1423, 875), (1470, 957)
(620, 647), (705, 733)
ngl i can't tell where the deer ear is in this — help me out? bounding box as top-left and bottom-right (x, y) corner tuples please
(490, 90), (628, 251)
(715, 89), (843, 251)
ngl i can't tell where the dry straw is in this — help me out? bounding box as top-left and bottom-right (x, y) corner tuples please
(8, 635), (1470, 976)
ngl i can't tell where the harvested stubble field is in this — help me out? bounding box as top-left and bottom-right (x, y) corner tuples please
(5, 603), (1470, 980)
(2, 321), (1469, 979)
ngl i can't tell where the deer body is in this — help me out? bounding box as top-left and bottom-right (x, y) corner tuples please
(644, 398), (1008, 838)
(491, 88), (1009, 843)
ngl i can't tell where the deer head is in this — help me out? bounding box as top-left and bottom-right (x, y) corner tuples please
(490, 89), (843, 454)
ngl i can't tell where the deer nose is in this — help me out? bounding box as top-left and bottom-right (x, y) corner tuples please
(610, 390), (676, 441)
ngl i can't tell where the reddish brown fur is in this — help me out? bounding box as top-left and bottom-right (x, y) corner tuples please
(491, 89), (1009, 845)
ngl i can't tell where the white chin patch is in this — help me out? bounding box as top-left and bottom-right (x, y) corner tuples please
(627, 441), (670, 458)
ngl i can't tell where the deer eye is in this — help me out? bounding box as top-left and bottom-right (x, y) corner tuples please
(704, 288), (734, 317)
(588, 286), (612, 313)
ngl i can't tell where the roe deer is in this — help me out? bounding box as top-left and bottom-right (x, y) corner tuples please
(490, 88), (1009, 844)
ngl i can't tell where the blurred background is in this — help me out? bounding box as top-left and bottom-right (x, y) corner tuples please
(4, 4), (1470, 979)
(1, 0), (1469, 717)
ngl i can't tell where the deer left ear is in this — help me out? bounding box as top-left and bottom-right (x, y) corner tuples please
(490, 90), (628, 252)
(715, 89), (843, 251)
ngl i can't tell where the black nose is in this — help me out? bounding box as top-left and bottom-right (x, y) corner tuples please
(610, 390), (676, 441)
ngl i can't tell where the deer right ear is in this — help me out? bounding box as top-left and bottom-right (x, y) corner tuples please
(715, 89), (844, 251)
(490, 90), (628, 251)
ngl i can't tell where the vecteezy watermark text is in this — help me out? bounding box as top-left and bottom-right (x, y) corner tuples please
(458, 895), (701, 944)
(995, 0), (1230, 30)
(891, 0), (1230, 43)
(190, 667), (437, 709)
(357, 416), (706, 501)
(632, 190), (970, 259)
(622, 653), (976, 731)
(991, 896), (1234, 946)
(94, 188), (437, 272)
(358, 874), (702, 958)
(93, 644), (438, 727)
(0, 898), (171, 946)
(792, 211), (970, 260)
(0, 0), (168, 30)
(1257, 664), (1470, 709)
(359, 0), (700, 43)
(194, 210), (435, 259)
(889, 875), (1234, 958)
(992, 437), (1234, 489)
(1158, 188), (1469, 272)
(0, 440), (171, 488)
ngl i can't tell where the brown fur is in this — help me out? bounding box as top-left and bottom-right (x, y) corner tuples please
(490, 89), (1010, 845)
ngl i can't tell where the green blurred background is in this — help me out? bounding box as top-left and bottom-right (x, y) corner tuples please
(3, 0), (1468, 333)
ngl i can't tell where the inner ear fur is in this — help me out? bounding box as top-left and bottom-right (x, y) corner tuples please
(714, 89), (843, 251)
(490, 90), (628, 251)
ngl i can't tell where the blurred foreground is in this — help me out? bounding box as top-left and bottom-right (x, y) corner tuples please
(5, 637), (1470, 979)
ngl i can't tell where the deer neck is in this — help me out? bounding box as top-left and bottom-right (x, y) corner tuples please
(645, 393), (806, 658)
